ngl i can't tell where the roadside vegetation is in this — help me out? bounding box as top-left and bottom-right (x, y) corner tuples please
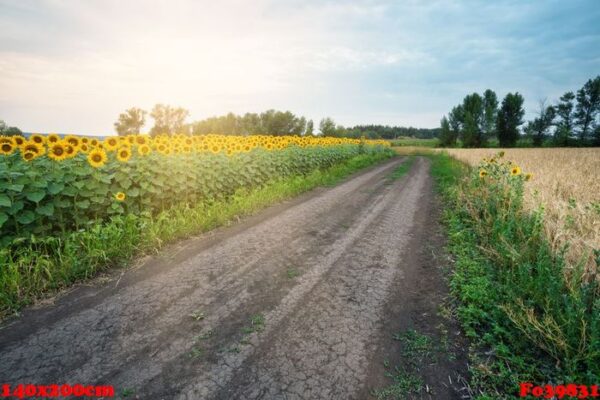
(0, 133), (393, 318)
(429, 151), (599, 398)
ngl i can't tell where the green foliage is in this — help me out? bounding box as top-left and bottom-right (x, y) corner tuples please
(388, 156), (415, 179)
(574, 75), (600, 142)
(524, 101), (555, 146)
(438, 116), (457, 147)
(191, 110), (308, 136)
(390, 137), (439, 147)
(114, 107), (147, 136)
(0, 145), (389, 246)
(319, 117), (337, 136)
(149, 104), (190, 136)
(430, 152), (599, 397)
(0, 148), (393, 318)
(497, 92), (525, 147)
(0, 120), (22, 137)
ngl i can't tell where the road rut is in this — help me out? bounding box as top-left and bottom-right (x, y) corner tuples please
(0, 156), (467, 399)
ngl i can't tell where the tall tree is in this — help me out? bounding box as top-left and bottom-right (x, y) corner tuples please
(114, 107), (147, 136)
(460, 93), (484, 147)
(482, 89), (498, 140)
(525, 99), (555, 146)
(319, 117), (336, 136)
(305, 120), (314, 136)
(554, 92), (575, 146)
(438, 115), (457, 147)
(574, 76), (600, 142)
(496, 92), (525, 147)
(149, 104), (189, 136)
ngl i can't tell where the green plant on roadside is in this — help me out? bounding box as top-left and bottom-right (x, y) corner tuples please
(429, 151), (600, 398)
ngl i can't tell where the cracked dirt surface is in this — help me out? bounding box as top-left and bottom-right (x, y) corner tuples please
(0, 156), (468, 399)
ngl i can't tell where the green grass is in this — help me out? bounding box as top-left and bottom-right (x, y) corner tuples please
(0, 150), (394, 319)
(428, 152), (600, 398)
(372, 366), (423, 400)
(286, 267), (300, 279)
(390, 137), (439, 147)
(388, 156), (415, 180)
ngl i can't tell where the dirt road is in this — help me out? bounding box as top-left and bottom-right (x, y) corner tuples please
(0, 156), (467, 399)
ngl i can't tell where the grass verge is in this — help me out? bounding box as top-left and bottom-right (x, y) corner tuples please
(428, 152), (599, 398)
(0, 151), (394, 319)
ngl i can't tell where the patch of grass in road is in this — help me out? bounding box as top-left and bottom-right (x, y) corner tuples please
(371, 324), (455, 400)
(0, 150), (395, 320)
(195, 329), (214, 341)
(241, 313), (265, 334)
(387, 156), (415, 180)
(372, 366), (423, 400)
(188, 346), (204, 359)
(120, 388), (135, 397)
(189, 310), (205, 321)
(286, 267), (301, 279)
(373, 328), (448, 399)
(393, 329), (434, 367)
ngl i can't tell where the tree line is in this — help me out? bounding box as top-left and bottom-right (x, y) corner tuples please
(113, 105), (439, 139)
(439, 75), (600, 147)
(113, 105), (314, 137)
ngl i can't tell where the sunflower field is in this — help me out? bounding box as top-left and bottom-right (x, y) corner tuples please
(0, 133), (390, 248)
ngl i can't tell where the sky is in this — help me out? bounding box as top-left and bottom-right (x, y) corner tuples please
(0, 0), (599, 136)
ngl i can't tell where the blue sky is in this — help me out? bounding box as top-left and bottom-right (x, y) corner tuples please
(1, 0), (599, 135)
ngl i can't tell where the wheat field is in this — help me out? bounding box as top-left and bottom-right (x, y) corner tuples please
(443, 148), (600, 271)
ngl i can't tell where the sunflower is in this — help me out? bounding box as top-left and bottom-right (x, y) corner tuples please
(90, 138), (99, 147)
(103, 137), (120, 151)
(22, 150), (37, 162)
(81, 137), (89, 144)
(525, 172), (533, 181)
(47, 133), (61, 143)
(156, 143), (168, 154)
(87, 148), (108, 168)
(65, 135), (80, 148)
(479, 169), (488, 178)
(0, 136), (14, 145)
(13, 135), (26, 147)
(30, 134), (45, 145)
(22, 142), (45, 157)
(79, 143), (90, 153)
(510, 166), (522, 176)
(135, 135), (148, 146)
(0, 142), (15, 155)
(137, 144), (152, 156)
(210, 144), (221, 154)
(117, 147), (132, 162)
(115, 192), (126, 202)
(48, 142), (68, 161)
(64, 144), (78, 158)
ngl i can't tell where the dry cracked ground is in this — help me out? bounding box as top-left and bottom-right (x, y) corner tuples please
(0, 156), (468, 400)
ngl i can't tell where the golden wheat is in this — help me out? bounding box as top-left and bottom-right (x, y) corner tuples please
(443, 148), (600, 270)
